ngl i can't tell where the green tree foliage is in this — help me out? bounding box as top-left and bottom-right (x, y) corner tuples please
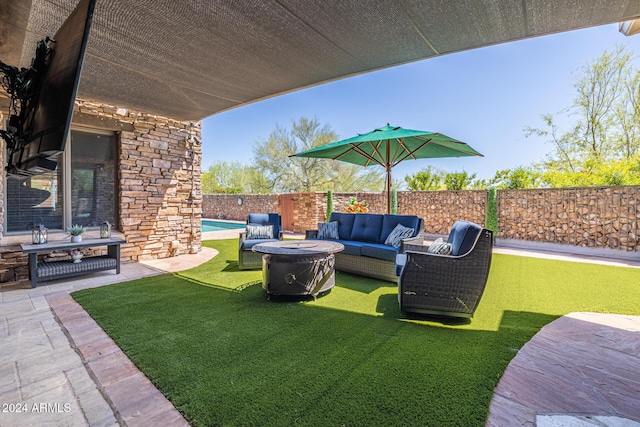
(525, 45), (640, 186)
(202, 161), (247, 194)
(444, 170), (476, 190)
(477, 167), (542, 189)
(541, 155), (640, 187)
(252, 117), (384, 193)
(201, 161), (272, 194)
(404, 166), (443, 190)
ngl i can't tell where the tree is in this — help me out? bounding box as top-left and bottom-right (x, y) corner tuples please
(201, 161), (271, 194)
(483, 167), (542, 189)
(252, 117), (384, 192)
(526, 45), (640, 175)
(404, 166), (443, 190)
(444, 171), (476, 190)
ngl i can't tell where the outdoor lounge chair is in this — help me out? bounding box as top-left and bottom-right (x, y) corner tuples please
(395, 220), (493, 318)
(238, 213), (283, 270)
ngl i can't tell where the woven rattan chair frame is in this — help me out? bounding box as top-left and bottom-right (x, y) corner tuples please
(398, 228), (493, 318)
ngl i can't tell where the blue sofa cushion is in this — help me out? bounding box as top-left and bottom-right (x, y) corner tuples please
(247, 213), (281, 236)
(380, 215), (420, 243)
(350, 214), (384, 243)
(329, 212), (357, 240)
(336, 240), (364, 256)
(361, 243), (399, 262)
(447, 220), (482, 256)
(241, 238), (279, 250)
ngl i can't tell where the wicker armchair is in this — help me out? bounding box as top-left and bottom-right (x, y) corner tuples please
(396, 220), (493, 318)
(238, 213), (283, 270)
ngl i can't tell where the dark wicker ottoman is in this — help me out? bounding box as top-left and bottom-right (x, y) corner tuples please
(252, 241), (344, 298)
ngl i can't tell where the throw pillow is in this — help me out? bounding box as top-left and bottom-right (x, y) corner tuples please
(246, 224), (274, 239)
(384, 223), (414, 248)
(426, 237), (452, 255)
(317, 221), (339, 239)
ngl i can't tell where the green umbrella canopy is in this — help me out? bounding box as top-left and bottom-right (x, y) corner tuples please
(290, 124), (483, 212)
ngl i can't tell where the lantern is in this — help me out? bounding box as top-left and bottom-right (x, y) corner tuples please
(100, 221), (111, 238)
(32, 224), (48, 244)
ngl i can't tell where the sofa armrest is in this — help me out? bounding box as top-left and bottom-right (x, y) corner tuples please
(305, 230), (318, 239)
(238, 231), (247, 249)
(399, 234), (425, 253)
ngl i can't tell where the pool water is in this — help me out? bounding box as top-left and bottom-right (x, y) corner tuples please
(201, 220), (246, 232)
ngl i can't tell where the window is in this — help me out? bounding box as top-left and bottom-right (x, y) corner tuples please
(5, 129), (117, 233)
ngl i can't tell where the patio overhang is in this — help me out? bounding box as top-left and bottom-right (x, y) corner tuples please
(2, 1), (640, 121)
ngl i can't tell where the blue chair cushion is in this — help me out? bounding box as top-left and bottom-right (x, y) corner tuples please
(380, 215), (420, 243)
(247, 213), (281, 236)
(350, 214), (384, 243)
(361, 243), (399, 261)
(329, 212), (356, 240)
(336, 240), (364, 256)
(241, 238), (279, 250)
(447, 220), (482, 256)
(395, 253), (407, 277)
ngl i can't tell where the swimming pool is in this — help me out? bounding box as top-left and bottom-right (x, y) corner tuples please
(201, 219), (246, 232)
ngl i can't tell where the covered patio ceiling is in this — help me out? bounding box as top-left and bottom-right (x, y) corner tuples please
(2, 1), (640, 121)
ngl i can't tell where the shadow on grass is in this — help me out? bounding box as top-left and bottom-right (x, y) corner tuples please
(334, 270), (395, 294)
(377, 293), (474, 325)
(222, 259), (240, 271)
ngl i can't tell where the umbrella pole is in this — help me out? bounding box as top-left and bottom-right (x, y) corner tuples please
(386, 169), (392, 213)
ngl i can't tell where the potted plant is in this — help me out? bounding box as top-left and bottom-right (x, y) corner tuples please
(344, 197), (369, 213)
(69, 248), (84, 263)
(67, 224), (86, 243)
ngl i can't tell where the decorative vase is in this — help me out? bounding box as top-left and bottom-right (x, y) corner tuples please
(71, 235), (82, 243)
(72, 254), (83, 263)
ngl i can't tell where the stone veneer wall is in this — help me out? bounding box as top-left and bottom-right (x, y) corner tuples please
(202, 194), (278, 221)
(204, 191), (486, 235)
(0, 100), (202, 284)
(103, 102), (202, 260)
(398, 190), (487, 234)
(498, 186), (639, 251)
(204, 186), (639, 253)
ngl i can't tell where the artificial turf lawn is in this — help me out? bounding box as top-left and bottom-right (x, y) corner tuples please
(72, 239), (640, 426)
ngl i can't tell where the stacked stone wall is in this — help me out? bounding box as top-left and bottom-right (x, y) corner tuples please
(202, 194), (278, 221)
(398, 190), (487, 234)
(498, 186), (639, 251)
(289, 192), (323, 233)
(204, 186), (639, 253)
(110, 103), (202, 261)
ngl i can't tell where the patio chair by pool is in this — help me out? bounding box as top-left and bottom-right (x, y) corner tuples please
(395, 220), (493, 318)
(238, 213), (283, 270)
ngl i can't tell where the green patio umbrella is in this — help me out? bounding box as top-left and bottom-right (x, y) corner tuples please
(291, 124), (483, 213)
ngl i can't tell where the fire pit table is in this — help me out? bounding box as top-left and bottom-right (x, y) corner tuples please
(252, 240), (344, 298)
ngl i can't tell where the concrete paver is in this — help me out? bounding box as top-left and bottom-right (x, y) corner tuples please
(0, 247), (215, 427)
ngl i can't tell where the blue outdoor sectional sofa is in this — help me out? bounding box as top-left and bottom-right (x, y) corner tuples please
(306, 212), (424, 282)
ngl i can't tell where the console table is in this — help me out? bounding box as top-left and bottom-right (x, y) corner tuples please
(21, 237), (126, 288)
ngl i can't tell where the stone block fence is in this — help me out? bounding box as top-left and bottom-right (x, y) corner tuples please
(204, 185), (639, 253)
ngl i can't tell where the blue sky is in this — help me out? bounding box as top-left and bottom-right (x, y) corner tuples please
(202, 23), (640, 184)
